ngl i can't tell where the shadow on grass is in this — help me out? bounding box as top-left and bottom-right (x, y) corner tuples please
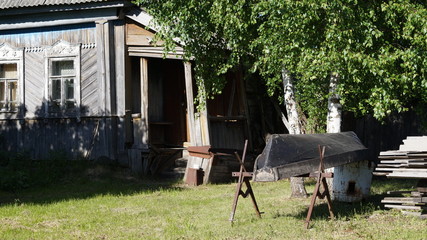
(0, 164), (184, 206)
(277, 177), (419, 222)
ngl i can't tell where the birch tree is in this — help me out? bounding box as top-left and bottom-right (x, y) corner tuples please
(283, 69), (308, 198)
(136, 0), (427, 197)
(137, 0), (427, 124)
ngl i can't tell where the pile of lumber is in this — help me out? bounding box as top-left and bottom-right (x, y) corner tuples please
(373, 136), (427, 178)
(381, 184), (427, 218)
(373, 151), (427, 178)
(374, 136), (427, 218)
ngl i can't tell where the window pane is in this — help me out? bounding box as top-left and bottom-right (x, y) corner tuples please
(0, 63), (17, 79)
(0, 81), (4, 102)
(52, 60), (74, 76)
(0, 81), (4, 110)
(8, 81), (17, 111)
(8, 81), (17, 102)
(65, 78), (74, 100)
(51, 79), (61, 101)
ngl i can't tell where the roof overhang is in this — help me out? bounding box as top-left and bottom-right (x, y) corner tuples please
(0, 1), (129, 31)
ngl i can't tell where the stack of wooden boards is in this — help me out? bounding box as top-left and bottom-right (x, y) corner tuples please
(373, 136), (427, 218)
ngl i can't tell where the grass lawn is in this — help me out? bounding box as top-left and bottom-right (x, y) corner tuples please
(0, 165), (426, 240)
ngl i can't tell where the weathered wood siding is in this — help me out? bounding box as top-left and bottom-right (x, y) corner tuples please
(0, 23), (96, 48)
(343, 111), (427, 161)
(81, 47), (100, 116)
(209, 120), (246, 150)
(24, 50), (45, 118)
(0, 118), (112, 160)
(0, 20), (129, 161)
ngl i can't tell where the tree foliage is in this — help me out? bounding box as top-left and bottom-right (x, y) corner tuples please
(135, 0), (427, 129)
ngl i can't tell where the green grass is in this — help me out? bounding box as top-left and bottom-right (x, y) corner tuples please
(0, 167), (426, 240)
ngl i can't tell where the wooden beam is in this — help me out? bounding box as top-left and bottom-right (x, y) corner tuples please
(140, 57), (149, 146)
(183, 61), (197, 145)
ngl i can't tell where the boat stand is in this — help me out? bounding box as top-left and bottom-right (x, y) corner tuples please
(305, 145), (335, 229)
(229, 140), (262, 223)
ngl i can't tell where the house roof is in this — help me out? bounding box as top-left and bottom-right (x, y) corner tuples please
(0, 0), (113, 9)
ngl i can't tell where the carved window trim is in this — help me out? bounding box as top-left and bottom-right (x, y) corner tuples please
(0, 43), (24, 114)
(44, 40), (81, 118)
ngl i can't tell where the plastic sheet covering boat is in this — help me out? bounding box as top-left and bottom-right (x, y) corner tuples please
(253, 131), (368, 182)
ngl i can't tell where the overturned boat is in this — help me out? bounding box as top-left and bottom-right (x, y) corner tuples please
(253, 131), (368, 182)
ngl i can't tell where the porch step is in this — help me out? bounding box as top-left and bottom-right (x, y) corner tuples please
(161, 157), (188, 179)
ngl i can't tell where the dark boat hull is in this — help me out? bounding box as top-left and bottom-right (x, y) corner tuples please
(253, 132), (368, 182)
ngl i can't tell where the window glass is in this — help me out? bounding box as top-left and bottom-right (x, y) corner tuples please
(0, 63), (17, 79)
(65, 78), (74, 100)
(8, 81), (17, 111)
(0, 81), (5, 109)
(49, 59), (76, 112)
(0, 63), (18, 112)
(51, 79), (61, 101)
(52, 60), (74, 76)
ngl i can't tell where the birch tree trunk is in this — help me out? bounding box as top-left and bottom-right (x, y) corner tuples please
(326, 73), (341, 134)
(326, 72), (341, 198)
(283, 69), (307, 198)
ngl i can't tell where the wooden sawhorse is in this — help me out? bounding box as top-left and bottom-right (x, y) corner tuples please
(305, 145), (335, 229)
(229, 140), (262, 223)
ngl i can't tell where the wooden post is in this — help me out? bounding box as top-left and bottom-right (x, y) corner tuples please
(183, 61), (197, 145)
(140, 57), (149, 146)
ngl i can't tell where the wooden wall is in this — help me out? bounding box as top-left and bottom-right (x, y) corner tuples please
(343, 110), (427, 161)
(0, 118), (111, 160)
(0, 20), (128, 161)
(0, 23), (96, 48)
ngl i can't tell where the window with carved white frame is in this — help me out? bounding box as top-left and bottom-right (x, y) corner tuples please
(45, 41), (80, 115)
(0, 43), (23, 113)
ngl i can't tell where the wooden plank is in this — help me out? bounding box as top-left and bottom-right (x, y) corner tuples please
(407, 153), (427, 157)
(0, 8), (118, 32)
(140, 58), (149, 146)
(384, 204), (424, 210)
(386, 190), (412, 195)
(373, 172), (390, 176)
(96, 20), (107, 115)
(127, 23), (154, 36)
(387, 172), (427, 178)
(114, 21), (126, 117)
(379, 151), (409, 156)
(377, 164), (401, 168)
(377, 163), (427, 168)
(375, 168), (427, 172)
(183, 61), (197, 145)
(0, 22), (96, 48)
(380, 159), (427, 164)
(381, 197), (422, 204)
(24, 51), (45, 117)
(81, 47), (99, 115)
(378, 155), (409, 159)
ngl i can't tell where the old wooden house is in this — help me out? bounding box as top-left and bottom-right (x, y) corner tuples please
(0, 0), (254, 181)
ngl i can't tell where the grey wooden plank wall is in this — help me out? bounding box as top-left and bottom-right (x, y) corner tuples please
(0, 118), (112, 160)
(0, 24), (122, 161)
(81, 47), (100, 116)
(0, 24), (95, 47)
(24, 51), (45, 118)
(209, 120), (245, 150)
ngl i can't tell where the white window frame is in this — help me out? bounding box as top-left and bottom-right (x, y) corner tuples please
(0, 43), (24, 114)
(44, 40), (81, 117)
